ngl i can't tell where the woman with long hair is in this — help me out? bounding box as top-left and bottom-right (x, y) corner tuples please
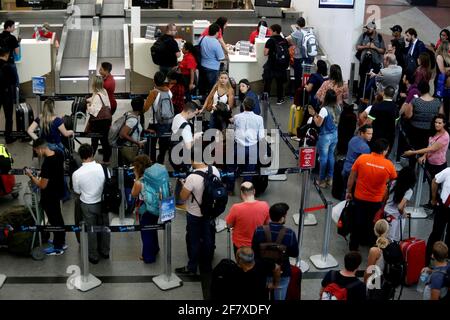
(316, 64), (349, 106)
(249, 20), (271, 44)
(305, 59), (328, 108)
(238, 79), (260, 115)
(27, 98), (74, 154)
(202, 71), (235, 129)
(86, 75), (112, 164)
(308, 89), (340, 188)
(365, 219), (390, 300)
(383, 167), (416, 242)
(435, 40), (450, 118)
(404, 114), (449, 207)
(414, 52), (432, 85)
(130, 155), (159, 263)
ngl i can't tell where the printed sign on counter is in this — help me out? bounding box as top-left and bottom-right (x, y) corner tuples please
(160, 196), (176, 222)
(258, 25), (268, 40)
(32, 76), (45, 95)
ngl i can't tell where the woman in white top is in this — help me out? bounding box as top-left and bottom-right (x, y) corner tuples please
(202, 71), (235, 129)
(365, 219), (390, 300)
(86, 76), (112, 164)
(384, 166), (416, 242)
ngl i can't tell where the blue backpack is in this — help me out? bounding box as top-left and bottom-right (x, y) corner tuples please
(140, 163), (171, 216)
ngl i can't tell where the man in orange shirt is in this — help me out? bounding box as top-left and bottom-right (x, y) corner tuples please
(346, 138), (397, 250)
(226, 182), (270, 253)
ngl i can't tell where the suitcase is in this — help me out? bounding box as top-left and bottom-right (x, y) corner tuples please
(331, 158), (345, 201)
(286, 264), (302, 300)
(337, 102), (357, 155)
(0, 174), (16, 197)
(72, 97), (87, 117)
(15, 103), (34, 132)
(288, 105), (304, 136)
(399, 216), (426, 286)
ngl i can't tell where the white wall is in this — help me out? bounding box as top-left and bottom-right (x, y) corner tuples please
(292, 0), (366, 81)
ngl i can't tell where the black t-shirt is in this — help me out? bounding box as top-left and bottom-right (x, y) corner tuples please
(40, 151), (65, 201)
(368, 100), (398, 144)
(264, 35), (288, 69)
(0, 31), (19, 64)
(158, 34), (180, 67)
(307, 73), (326, 96)
(233, 261), (275, 301)
(0, 59), (16, 95)
(321, 270), (367, 301)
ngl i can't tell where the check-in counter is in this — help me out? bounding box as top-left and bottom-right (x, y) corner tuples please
(132, 36), (268, 94)
(17, 34), (56, 95)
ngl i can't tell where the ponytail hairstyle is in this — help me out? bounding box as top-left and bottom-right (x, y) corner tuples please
(41, 98), (56, 136)
(374, 219), (390, 249)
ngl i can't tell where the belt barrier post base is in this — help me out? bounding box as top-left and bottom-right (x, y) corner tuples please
(0, 274), (6, 288)
(298, 260), (310, 273)
(268, 174), (287, 181)
(152, 274), (182, 291)
(293, 213), (317, 226)
(215, 218), (227, 233)
(310, 254), (339, 269)
(72, 274), (102, 292)
(405, 207), (427, 219)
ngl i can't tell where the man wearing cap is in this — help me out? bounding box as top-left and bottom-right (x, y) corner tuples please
(391, 25), (405, 48)
(355, 21), (386, 99)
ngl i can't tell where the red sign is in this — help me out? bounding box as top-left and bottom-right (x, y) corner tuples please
(299, 147), (316, 170)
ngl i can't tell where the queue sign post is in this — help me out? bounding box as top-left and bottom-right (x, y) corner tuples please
(32, 76), (45, 116)
(153, 195), (183, 290)
(293, 148), (317, 226)
(295, 147), (317, 273)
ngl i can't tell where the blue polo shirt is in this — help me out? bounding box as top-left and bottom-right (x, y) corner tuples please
(200, 36), (225, 71)
(343, 136), (371, 175)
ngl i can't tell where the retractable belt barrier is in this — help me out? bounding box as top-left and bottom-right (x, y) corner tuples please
(0, 221), (181, 292)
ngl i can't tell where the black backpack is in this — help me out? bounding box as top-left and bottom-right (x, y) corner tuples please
(273, 38), (290, 69)
(191, 166), (228, 219)
(101, 165), (122, 214)
(210, 258), (239, 300)
(151, 38), (165, 65)
(193, 37), (204, 67)
(382, 241), (406, 289)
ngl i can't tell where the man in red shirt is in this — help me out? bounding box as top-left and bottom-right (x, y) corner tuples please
(346, 138), (397, 250)
(99, 62), (117, 115)
(226, 182), (270, 253)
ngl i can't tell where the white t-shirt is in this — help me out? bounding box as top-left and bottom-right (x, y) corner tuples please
(184, 166), (221, 217)
(384, 187), (414, 216)
(435, 168), (450, 203)
(171, 114), (193, 145)
(124, 115), (142, 146)
(364, 105), (373, 115)
(72, 161), (107, 204)
(318, 107), (328, 119)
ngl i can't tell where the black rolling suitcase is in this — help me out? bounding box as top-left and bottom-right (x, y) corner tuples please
(72, 97), (87, 117)
(331, 158), (345, 201)
(15, 103), (34, 133)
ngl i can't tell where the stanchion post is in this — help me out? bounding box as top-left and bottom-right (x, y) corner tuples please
(296, 170), (310, 272)
(111, 166), (134, 226)
(153, 222), (182, 290)
(309, 201), (339, 269)
(406, 165), (427, 219)
(71, 222), (101, 292)
(262, 92), (268, 129)
(0, 273), (6, 289)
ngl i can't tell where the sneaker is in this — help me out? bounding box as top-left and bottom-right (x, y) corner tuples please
(327, 177), (333, 188)
(89, 257), (99, 264)
(175, 266), (196, 276)
(43, 246), (64, 256)
(276, 99), (286, 105)
(48, 240), (68, 250)
(318, 180), (328, 189)
(99, 252), (110, 259)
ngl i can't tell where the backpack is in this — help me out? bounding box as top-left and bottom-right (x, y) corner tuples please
(0, 144), (13, 174)
(193, 36), (204, 67)
(211, 258), (240, 300)
(321, 271), (360, 300)
(302, 29), (318, 58)
(150, 37), (165, 65)
(108, 112), (139, 147)
(258, 225), (288, 265)
(191, 166), (228, 219)
(141, 163), (171, 216)
(101, 165), (122, 214)
(382, 241), (406, 289)
(153, 91), (175, 125)
(337, 201), (353, 239)
(273, 37), (290, 69)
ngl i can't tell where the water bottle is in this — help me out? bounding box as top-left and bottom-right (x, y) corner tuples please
(416, 271), (429, 293)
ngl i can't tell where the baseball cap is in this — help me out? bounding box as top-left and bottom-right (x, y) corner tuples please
(366, 21), (377, 30)
(390, 25), (402, 33)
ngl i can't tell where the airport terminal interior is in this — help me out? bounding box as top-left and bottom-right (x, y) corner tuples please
(1, 0), (450, 301)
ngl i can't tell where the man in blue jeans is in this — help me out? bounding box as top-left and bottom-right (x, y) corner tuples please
(252, 203), (299, 300)
(199, 23), (225, 96)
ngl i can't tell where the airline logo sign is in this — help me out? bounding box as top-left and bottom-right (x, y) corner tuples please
(299, 147), (316, 170)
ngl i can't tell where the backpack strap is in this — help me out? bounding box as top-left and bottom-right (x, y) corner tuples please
(263, 225), (272, 243)
(190, 169), (207, 206)
(275, 227), (287, 245)
(101, 164), (109, 182)
(126, 113), (140, 138)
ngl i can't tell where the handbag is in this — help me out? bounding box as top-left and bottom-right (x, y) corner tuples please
(90, 94), (112, 121)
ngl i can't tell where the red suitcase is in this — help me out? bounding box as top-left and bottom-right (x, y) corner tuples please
(0, 175), (18, 198)
(399, 216), (426, 286)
